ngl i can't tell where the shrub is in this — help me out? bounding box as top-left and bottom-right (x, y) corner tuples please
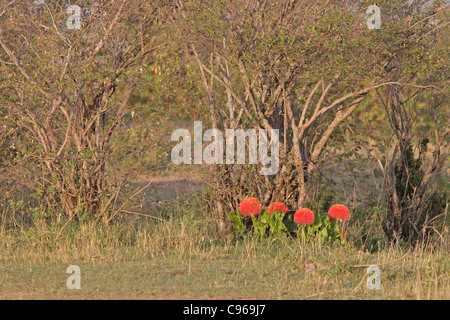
(230, 198), (348, 243)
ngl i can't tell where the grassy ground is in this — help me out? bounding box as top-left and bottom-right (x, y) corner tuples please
(0, 202), (448, 300)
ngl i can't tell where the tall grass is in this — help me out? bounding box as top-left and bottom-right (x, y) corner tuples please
(0, 195), (448, 299)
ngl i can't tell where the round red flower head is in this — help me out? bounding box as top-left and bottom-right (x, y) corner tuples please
(267, 202), (289, 215)
(328, 204), (350, 220)
(239, 197), (262, 217)
(293, 208), (315, 225)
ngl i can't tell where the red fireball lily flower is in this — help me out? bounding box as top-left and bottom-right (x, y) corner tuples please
(294, 208), (315, 225)
(239, 197), (262, 217)
(328, 204), (350, 220)
(267, 202), (289, 215)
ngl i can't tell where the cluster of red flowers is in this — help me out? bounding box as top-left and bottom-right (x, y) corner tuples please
(238, 198), (350, 224)
(266, 202), (289, 215)
(238, 197), (262, 217)
(294, 208), (315, 225)
(328, 204), (350, 220)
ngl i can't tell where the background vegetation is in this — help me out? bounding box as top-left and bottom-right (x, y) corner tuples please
(0, 0), (448, 299)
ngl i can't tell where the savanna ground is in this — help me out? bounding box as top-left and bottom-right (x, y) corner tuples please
(0, 174), (448, 300)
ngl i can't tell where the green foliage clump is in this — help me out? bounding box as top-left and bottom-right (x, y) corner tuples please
(229, 210), (343, 244)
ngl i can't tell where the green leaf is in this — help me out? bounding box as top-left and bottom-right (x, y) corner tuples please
(283, 214), (296, 233)
(230, 212), (246, 235)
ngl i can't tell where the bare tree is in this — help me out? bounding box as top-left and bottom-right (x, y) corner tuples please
(0, 0), (167, 222)
(374, 85), (448, 245)
(363, 1), (449, 245)
(171, 0), (442, 232)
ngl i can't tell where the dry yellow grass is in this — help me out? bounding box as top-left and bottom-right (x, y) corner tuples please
(0, 209), (448, 300)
